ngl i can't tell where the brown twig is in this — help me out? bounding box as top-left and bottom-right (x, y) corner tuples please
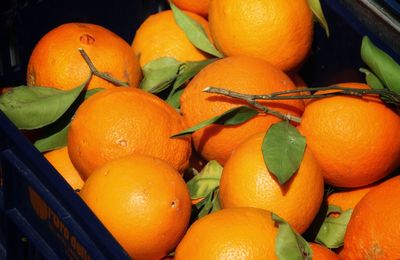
(203, 86), (400, 107)
(78, 48), (129, 87)
(203, 87), (302, 123)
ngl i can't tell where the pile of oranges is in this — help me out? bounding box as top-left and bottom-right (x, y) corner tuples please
(2, 0), (400, 259)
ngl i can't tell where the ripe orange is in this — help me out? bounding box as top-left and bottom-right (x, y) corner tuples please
(309, 243), (341, 260)
(342, 175), (400, 259)
(208, 0), (313, 71)
(219, 132), (324, 234)
(27, 23), (141, 90)
(298, 82), (400, 188)
(43, 146), (84, 190)
(132, 10), (211, 67)
(79, 155), (191, 260)
(180, 56), (304, 165)
(67, 87), (191, 180)
(327, 183), (378, 211)
(174, 207), (279, 259)
(170, 0), (210, 17)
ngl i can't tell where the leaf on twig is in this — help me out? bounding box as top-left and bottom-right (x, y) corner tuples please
(262, 121), (306, 184)
(171, 106), (259, 137)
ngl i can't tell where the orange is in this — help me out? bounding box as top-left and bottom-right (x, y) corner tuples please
(79, 155), (191, 260)
(170, 0), (210, 17)
(309, 243), (341, 260)
(43, 146), (84, 190)
(298, 82), (400, 188)
(219, 132), (324, 234)
(67, 87), (191, 180)
(342, 175), (400, 259)
(174, 207), (278, 259)
(27, 23), (141, 90)
(327, 183), (378, 211)
(208, 0), (313, 71)
(180, 56), (304, 165)
(132, 10), (211, 67)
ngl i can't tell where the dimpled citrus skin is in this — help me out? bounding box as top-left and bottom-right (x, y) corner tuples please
(68, 87), (191, 180)
(219, 132), (324, 234)
(309, 243), (341, 260)
(79, 155), (191, 260)
(342, 176), (400, 260)
(299, 82), (400, 188)
(180, 56), (304, 165)
(170, 0), (210, 17)
(132, 10), (210, 67)
(208, 0), (313, 71)
(174, 207), (278, 260)
(27, 23), (141, 90)
(44, 146), (84, 190)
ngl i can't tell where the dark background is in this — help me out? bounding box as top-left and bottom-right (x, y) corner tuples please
(1, 0), (400, 87)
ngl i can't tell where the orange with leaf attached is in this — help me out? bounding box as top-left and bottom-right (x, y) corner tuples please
(180, 56), (304, 165)
(132, 10), (211, 67)
(219, 131), (324, 234)
(27, 23), (141, 90)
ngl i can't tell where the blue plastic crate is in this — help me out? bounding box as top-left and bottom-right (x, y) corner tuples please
(0, 0), (399, 259)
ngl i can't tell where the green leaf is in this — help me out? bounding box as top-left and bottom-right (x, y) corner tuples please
(0, 84), (86, 130)
(361, 36), (400, 93)
(210, 188), (221, 213)
(308, 0), (330, 37)
(166, 89), (184, 109)
(169, 59), (217, 97)
(34, 123), (69, 152)
(315, 205), (353, 249)
(85, 88), (104, 99)
(140, 57), (184, 93)
(170, 2), (223, 58)
(359, 68), (385, 89)
(262, 121), (306, 184)
(186, 160), (223, 199)
(171, 106), (259, 137)
(196, 191), (214, 219)
(272, 213), (312, 260)
(195, 187), (221, 219)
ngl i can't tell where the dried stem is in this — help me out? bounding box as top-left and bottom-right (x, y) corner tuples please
(79, 48), (129, 87)
(202, 87), (302, 123)
(204, 86), (400, 108)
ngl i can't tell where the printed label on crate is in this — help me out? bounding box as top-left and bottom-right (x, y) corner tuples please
(28, 188), (91, 260)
